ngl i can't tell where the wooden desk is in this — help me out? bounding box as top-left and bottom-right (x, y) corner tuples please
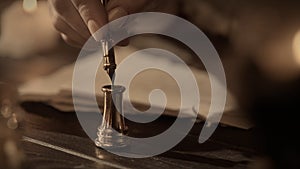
(20, 101), (257, 169)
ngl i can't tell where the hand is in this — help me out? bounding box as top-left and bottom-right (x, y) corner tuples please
(48, 0), (152, 48)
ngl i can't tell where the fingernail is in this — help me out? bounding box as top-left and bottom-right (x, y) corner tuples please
(87, 20), (102, 41)
(108, 7), (127, 21)
(60, 33), (68, 41)
(87, 20), (100, 34)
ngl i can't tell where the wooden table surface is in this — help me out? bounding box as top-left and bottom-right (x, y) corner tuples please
(18, 100), (258, 169)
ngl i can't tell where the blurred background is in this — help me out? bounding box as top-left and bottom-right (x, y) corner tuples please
(1, 0), (300, 169)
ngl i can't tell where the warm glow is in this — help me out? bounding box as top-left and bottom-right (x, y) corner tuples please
(293, 30), (300, 65)
(23, 0), (38, 13)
